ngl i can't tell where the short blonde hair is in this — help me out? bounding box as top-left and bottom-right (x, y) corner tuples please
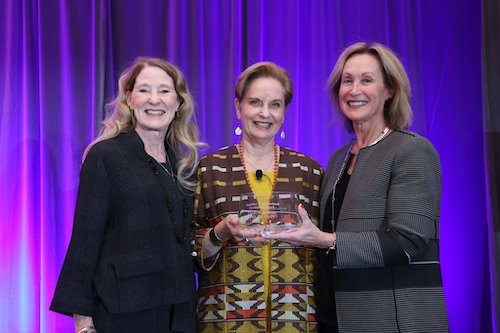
(84, 57), (204, 191)
(327, 42), (412, 133)
(235, 61), (293, 107)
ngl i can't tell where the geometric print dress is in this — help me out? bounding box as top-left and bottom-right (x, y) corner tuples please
(191, 144), (323, 333)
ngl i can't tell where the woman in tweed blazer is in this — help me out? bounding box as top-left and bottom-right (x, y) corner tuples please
(269, 42), (449, 332)
(50, 57), (204, 333)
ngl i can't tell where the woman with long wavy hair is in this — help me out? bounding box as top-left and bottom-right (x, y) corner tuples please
(51, 57), (204, 333)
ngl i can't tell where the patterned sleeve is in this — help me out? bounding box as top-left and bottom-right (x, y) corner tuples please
(274, 148), (323, 227)
(191, 158), (211, 270)
(190, 156), (225, 271)
(304, 156), (324, 225)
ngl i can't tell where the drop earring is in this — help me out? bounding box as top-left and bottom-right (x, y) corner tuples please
(175, 111), (180, 119)
(280, 127), (285, 139)
(235, 123), (242, 136)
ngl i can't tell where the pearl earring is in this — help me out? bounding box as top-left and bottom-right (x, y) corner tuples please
(235, 123), (242, 136)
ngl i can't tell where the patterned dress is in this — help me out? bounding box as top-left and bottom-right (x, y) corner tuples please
(191, 144), (323, 333)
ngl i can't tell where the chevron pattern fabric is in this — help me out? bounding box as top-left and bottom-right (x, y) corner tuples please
(192, 145), (323, 332)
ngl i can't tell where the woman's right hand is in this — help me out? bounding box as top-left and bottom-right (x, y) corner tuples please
(217, 215), (264, 243)
(203, 215), (263, 258)
(74, 314), (95, 333)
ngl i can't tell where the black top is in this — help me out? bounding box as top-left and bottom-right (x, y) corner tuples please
(317, 154), (352, 328)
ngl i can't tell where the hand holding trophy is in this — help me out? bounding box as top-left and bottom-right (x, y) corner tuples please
(238, 192), (302, 237)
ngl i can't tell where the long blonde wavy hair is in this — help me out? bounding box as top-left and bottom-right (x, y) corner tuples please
(83, 56), (205, 192)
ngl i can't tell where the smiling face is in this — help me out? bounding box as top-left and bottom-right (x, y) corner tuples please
(235, 77), (285, 145)
(339, 53), (393, 127)
(126, 66), (179, 137)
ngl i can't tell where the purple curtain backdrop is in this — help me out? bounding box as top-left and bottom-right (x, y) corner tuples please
(483, 0), (500, 329)
(0, 0), (493, 332)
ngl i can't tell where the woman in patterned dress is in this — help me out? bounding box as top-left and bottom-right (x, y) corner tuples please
(191, 62), (323, 333)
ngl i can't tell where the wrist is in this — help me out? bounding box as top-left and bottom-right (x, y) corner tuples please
(325, 233), (336, 254)
(209, 227), (226, 246)
(319, 232), (334, 248)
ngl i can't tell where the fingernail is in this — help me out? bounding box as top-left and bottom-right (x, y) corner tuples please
(300, 203), (304, 209)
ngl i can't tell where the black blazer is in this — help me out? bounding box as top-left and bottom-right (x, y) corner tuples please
(50, 130), (196, 317)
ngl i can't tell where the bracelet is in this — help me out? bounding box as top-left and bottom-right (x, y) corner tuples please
(209, 227), (226, 246)
(77, 326), (97, 333)
(326, 234), (336, 255)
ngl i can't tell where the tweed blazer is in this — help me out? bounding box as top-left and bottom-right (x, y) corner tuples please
(50, 130), (196, 318)
(319, 130), (449, 333)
